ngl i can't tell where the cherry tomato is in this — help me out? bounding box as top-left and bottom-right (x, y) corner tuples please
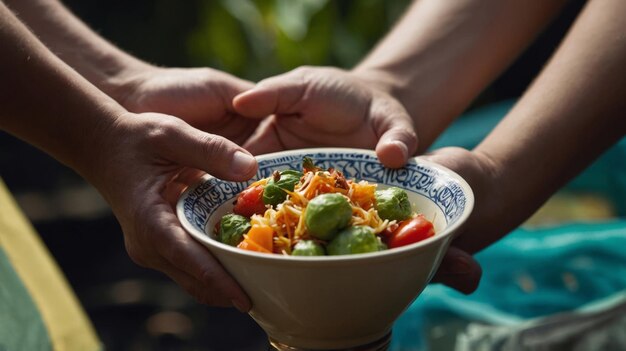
(388, 215), (435, 249)
(233, 185), (266, 217)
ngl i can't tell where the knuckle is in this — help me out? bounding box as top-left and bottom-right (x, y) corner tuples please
(143, 117), (183, 147)
(399, 127), (418, 141)
(256, 77), (274, 88)
(197, 67), (217, 77)
(200, 134), (228, 160)
(292, 65), (314, 76)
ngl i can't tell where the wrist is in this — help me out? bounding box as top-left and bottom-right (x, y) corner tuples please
(469, 145), (547, 242)
(351, 66), (456, 152)
(351, 67), (403, 101)
(73, 107), (131, 183)
(426, 147), (510, 253)
(99, 57), (155, 105)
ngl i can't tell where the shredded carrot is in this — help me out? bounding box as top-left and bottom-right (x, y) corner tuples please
(234, 166), (396, 254)
(284, 211), (292, 242)
(350, 181), (376, 210)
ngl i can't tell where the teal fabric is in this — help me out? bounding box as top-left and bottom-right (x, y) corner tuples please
(388, 101), (626, 350)
(0, 247), (52, 351)
(391, 222), (626, 350)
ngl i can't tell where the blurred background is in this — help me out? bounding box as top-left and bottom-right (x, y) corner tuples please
(5, 0), (625, 350)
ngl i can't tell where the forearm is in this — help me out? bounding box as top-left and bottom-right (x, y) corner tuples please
(4, 0), (149, 100)
(354, 0), (567, 151)
(475, 0), (626, 234)
(0, 1), (127, 178)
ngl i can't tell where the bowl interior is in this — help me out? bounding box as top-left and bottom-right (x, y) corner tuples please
(180, 149), (471, 254)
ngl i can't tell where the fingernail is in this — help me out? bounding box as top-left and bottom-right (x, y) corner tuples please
(232, 92), (247, 106)
(231, 299), (249, 313)
(232, 151), (256, 175)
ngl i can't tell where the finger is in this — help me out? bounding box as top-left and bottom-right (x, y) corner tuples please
(242, 117), (286, 155)
(194, 68), (255, 99)
(156, 259), (224, 305)
(157, 258), (248, 311)
(219, 74), (256, 97)
(162, 168), (206, 206)
(160, 232), (252, 310)
(159, 118), (258, 181)
(233, 71), (307, 118)
(371, 99), (419, 168)
(209, 71), (256, 111)
(431, 246), (482, 294)
(150, 203), (252, 310)
(173, 167), (206, 185)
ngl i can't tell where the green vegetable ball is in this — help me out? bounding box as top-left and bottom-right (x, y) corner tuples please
(263, 170), (303, 206)
(375, 187), (412, 221)
(327, 226), (383, 255)
(218, 214), (251, 246)
(291, 240), (325, 256)
(304, 193), (352, 240)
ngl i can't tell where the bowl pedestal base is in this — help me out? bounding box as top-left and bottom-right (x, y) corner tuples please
(268, 331), (392, 351)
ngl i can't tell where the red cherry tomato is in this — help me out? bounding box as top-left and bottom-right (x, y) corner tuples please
(233, 185), (266, 217)
(388, 215), (435, 249)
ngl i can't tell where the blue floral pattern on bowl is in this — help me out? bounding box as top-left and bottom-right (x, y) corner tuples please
(182, 150), (468, 235)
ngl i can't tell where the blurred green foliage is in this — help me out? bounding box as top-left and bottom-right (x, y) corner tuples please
(186, 0), (411, 80)
(65, 0), (584, 102)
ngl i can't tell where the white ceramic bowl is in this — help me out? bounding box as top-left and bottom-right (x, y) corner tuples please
(177, 148), (473, 350)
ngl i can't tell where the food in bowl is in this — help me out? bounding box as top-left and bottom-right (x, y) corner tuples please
(216, 157), (435, 256)
(177, 148), (474, 350)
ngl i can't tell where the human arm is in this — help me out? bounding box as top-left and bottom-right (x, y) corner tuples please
(353, 0), (568, 151)
(0, 1), (256, 310)
(233, 0), (568, 165)
(428, 0), (626, 260)
(4, 0), (257, 144)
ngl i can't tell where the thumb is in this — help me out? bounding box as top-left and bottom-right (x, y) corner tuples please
(242, 117), (285, 156)
(233, 71), (307, 119)
(371, 99), (419, 168)
(160, 118), (258, 181)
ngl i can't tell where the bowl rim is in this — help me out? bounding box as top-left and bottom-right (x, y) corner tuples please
(176, 147), (474, 263)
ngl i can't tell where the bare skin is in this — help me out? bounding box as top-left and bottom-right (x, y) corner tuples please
(425, 0), (626, 290)
(4, 0), (258, 145)
(0, 1), (257, 311)
(6, 0), (624, 300)
(234, 67), (418, 168)
(233, 0), (569, 293)
(234, 0), (568, 161)
(236, 0), (626, 293)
